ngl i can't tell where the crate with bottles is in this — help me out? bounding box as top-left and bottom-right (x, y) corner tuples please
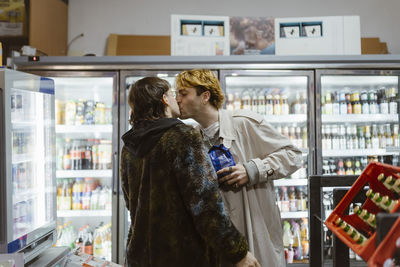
(282, 218), (309, 263)
(275, 186), (308, 213)
(225, 88), (307, 116)
(56, 221), (112, 261)
(325, 162), (400, 261)
(56, 138), (112, 171)
(56, 99), (112, 125)
(57, 178), (112, 211)
(322, 123), (400, 151)
(321, 87), (398, 115)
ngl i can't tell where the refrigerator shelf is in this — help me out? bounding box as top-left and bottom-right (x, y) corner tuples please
(56, 169), (112, 178)
(265, 114), (307, 124)
(386, 146), (400, 152)
(322, 114), (399, 124)
(323, 149), (395, 157)
(274, 178), (308, 187)
(56, 124), (112, 134)
(57, 210), (111, 217)
(281, 211), (308, 219)
(12, 153), (34, 164)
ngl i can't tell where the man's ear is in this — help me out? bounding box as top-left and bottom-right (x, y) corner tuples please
(202, 91), (210, 104)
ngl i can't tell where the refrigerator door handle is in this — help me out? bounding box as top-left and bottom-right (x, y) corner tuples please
(112, 152), (118, 195)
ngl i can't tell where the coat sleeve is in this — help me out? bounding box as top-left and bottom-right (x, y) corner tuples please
(168, 127), (249, 264)
(234, 113), (303, 185)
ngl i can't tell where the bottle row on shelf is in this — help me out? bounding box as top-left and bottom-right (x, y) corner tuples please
(57, 138), (112, 171)
(321, 87), (398, 115)
(282, 218), (309, 263)
(56, 99), (112, 126)
(12, 161), (33, 194)
(322, 155), (400, 176)
(56, 221), (111, 261)
(225, 90), (307, 116)
(322, 123), (400, 151)
(57, 178), (112, 211)
(275, 186), (308, 213)
(276, 125), (307, 149)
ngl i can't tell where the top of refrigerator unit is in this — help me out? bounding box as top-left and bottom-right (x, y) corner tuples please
(0, 68), (57, 264)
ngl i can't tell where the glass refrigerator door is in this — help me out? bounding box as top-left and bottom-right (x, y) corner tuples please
(1, 69), (56, 254)
(317, 70), (400, 176)
(29, 72), (118, 262)
(220, 69), (314, 265)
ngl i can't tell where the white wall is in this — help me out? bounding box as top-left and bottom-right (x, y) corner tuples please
(68, 0), (400, 56)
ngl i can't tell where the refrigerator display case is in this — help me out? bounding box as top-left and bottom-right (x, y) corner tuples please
(23, 71), (119, 262)
(316, 70), (400, 176)
(0, 69), (57, 264)
(220, 70), (315, 264)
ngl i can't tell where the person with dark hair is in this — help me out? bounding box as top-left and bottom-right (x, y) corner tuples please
(120, 77), (260, 267)
(176, 69), (303, 267)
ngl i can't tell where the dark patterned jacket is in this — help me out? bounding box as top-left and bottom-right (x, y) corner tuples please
(120, 118), (248, 267)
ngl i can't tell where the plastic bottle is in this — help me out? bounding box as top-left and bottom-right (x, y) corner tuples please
(62, 139), (71, 170)
(291, 220), (303, 260)
(82, 178), (92, 210)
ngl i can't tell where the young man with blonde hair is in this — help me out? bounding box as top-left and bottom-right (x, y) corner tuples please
(176, 70), (303, 267)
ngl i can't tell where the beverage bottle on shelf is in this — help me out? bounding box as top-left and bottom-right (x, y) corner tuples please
(346, 125), (353, 150)
(289, 127), (296, 145)
(393, 124), (399, 147)
(354, 160), (362, 175)
(352, 91), (362, 114)
(332, 91), (340, 115)
(275, 187), (281, 211)
(326, 126), (332, 150)
(388, 87), (398, 114)
(300, 218), (309, 258)
(84, 100), (95, 125)
(371, 124), (380, 149)
(325, 91), (333, 115)
(56, 181), (62, 210)
(291, 220), (303, 260)
(63, 138), (71, 170)
(65, 100), (76, 125)
(339, 90), (347, 115)
(241, 90), (251, 110)
(345, 91), (352, 114)
(345, 159), (354, 175)
(280, 186), (290, 212)
(75, 99), (85, 125)
(331, 125), (340, 149)
(61, 179), (72, 210)
(72, 178), (83, 210)
(93, 226), (103, 258)
(351, 125), (358, 149)
(83, 231), (93, 255)
(289, 186), (297, 212)
(82, 178), (92, 210)
(365, 125), (372, 149)
(329, 159), (337, 175)
(302, 127), (308, 149)
(378, 124), (387, 148)
(95, 102), (106, 124)
(265, 94), (274, 115)
(360, 91), (369, 114)
(273, 94), (281, 115)
(83, 140), (93, 170)
(357, 126), (365, 149)
(378, 87), (389, 114)
(337, 160), (346, 175)
(281, 94), (290, 115)
(282, 126), (289, 138)
(226, 93), (234, 110)
(300, 92), (307, 114)
(56, 138), (64, 170)
(386, 124), (394, 147)
(257, 90), (266, 115)
(297, 186), (307, 211)
(92, 139), (99, 169)
(292, 92), (301, 114)
(339, 125), (346, 150)
(295, 127), (302, 148)
(368, 90), (379, 114)
(251, 90), (259, 113)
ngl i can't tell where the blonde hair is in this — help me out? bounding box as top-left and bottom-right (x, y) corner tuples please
(176, 69), (224, 109)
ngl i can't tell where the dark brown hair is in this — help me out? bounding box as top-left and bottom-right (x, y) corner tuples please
(128, 77), (170, 125)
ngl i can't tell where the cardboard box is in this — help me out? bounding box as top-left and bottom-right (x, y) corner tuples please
(107, 34), (170, 56)
(361, 38), (389, 54)
(0, 0), (26, 36)
(275, 16), (361, 55)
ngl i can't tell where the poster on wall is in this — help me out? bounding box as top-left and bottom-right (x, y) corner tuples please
(230, 16), (275, 55)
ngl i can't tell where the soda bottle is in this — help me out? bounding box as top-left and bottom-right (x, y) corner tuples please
(63, 138), (71, 170)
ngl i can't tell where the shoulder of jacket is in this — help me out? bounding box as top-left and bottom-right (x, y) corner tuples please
(165, 123), (200, 139)
(232, 109), (264, 124)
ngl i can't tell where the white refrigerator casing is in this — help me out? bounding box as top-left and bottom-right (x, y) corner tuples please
(275, 16), (361, 55)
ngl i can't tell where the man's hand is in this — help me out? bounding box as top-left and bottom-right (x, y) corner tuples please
(217, 164), (249, 189)
(236, 251), (261, 267)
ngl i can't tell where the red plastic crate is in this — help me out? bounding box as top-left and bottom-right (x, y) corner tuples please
(325, 162), (400, 262)
(368, 216), (400, 267)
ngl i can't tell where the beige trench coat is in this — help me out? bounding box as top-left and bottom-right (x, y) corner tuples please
(217, 109), (302, 267)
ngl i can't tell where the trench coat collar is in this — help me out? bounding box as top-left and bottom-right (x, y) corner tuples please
(218, 109), (236, 148)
